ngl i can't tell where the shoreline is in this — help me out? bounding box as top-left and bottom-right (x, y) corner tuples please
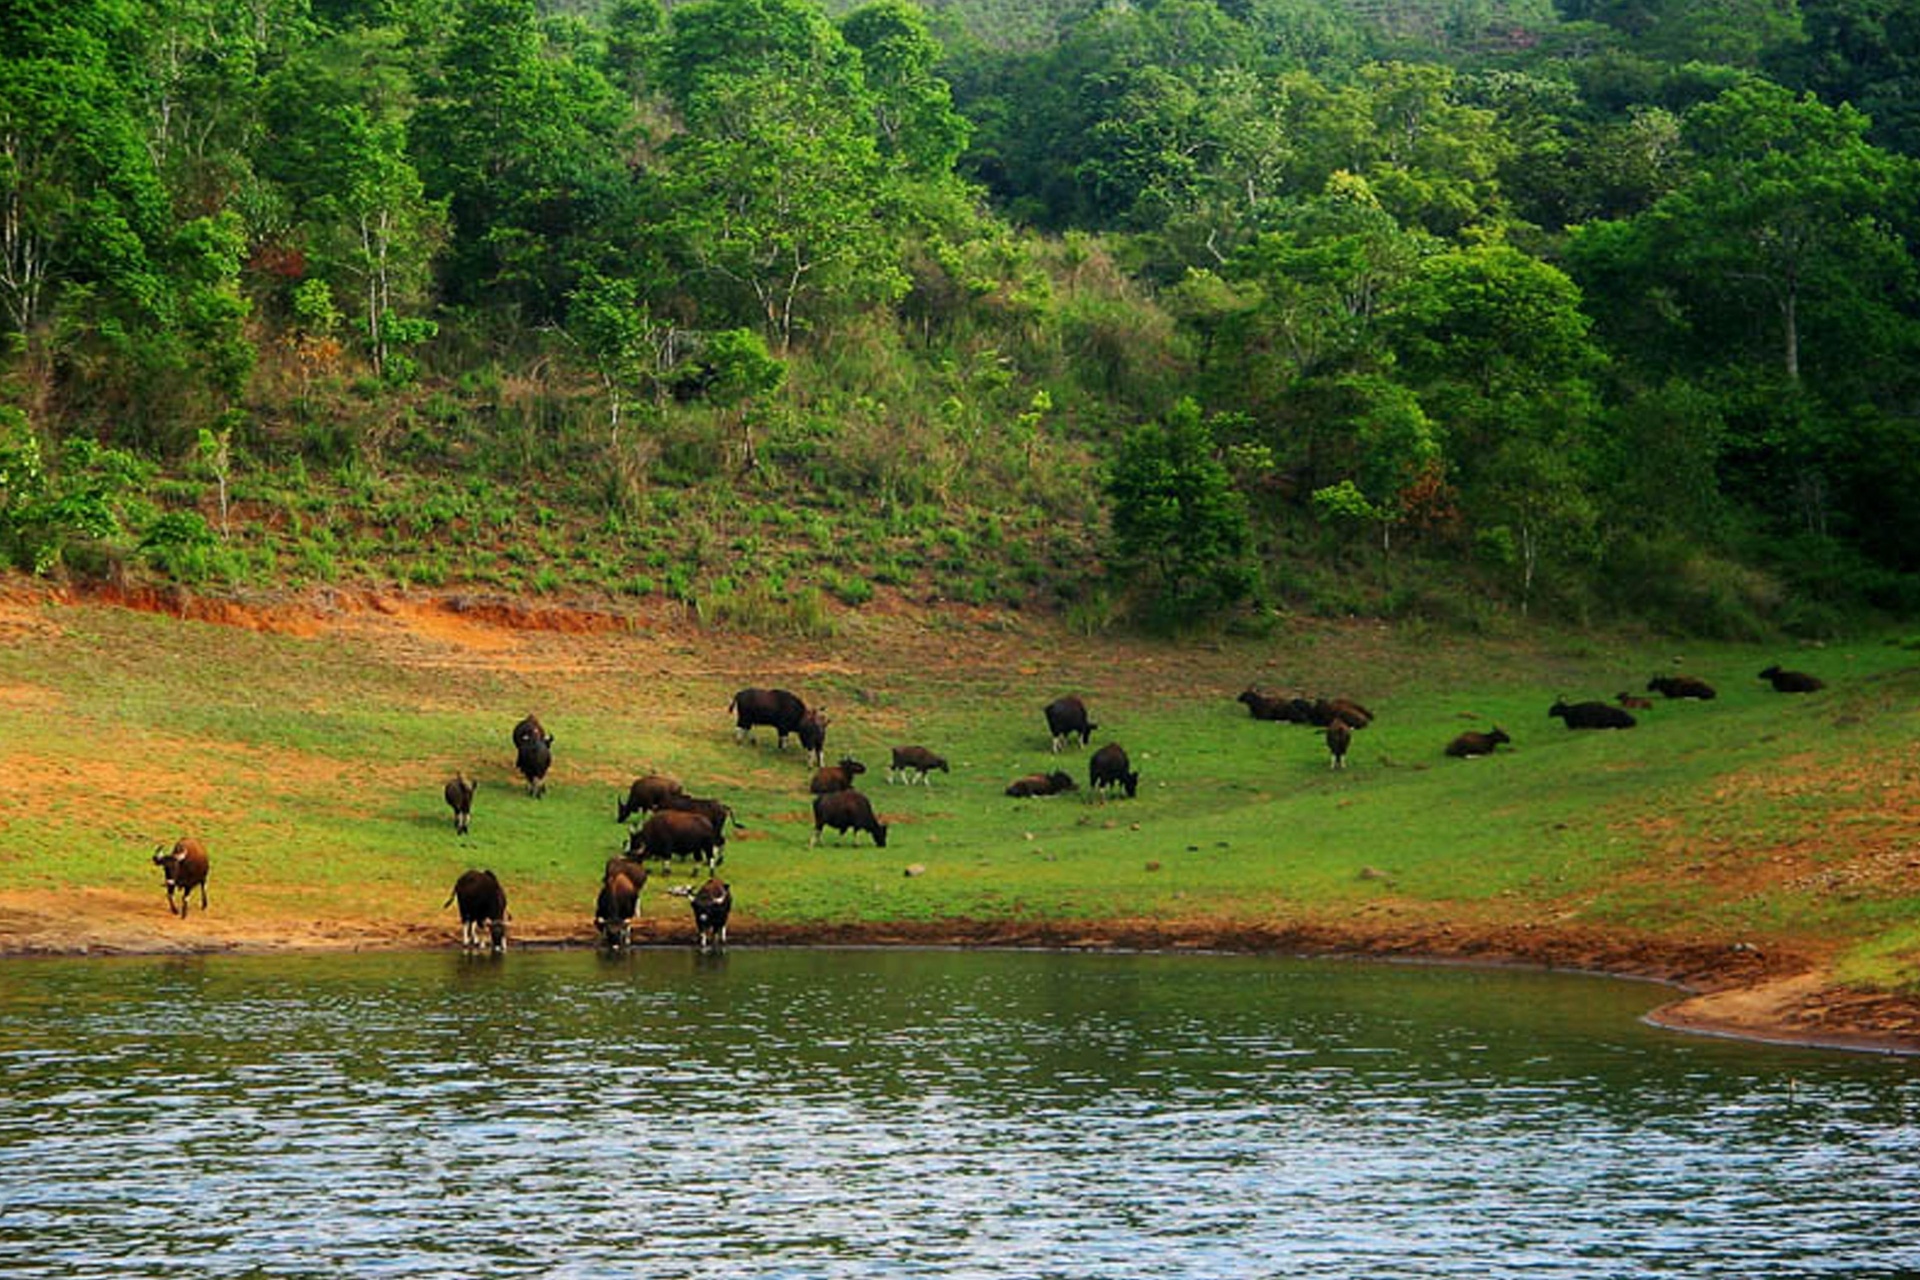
(6, 906), (1917, 1056)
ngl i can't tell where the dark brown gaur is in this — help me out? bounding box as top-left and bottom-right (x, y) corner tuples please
(596, 857), (647, 950)
(512, 714), (551, 751)
(617, 774), (684, 823)
(888, 745), (949, 785)
(690, 877), (732, 950)
(515, 735), (551, 798)
(1549, 698), (1637, 730)
(1647, 675), (1717, 701)
(1445, 727), (1511, 758)
(629, 809), (721, 870)
(1759, 665), (1824, 693)
(728, 688), (809, 748)
(1006, 771), (1076, 798)
(1044, 696), (1097, 753)
(445, 868), (507, 951)
(1089, 743), (1139, 798)
(1237, 689), (1309, 722)
(444, 773), (475, 835)
(655, 794), (736, 846)
(1325, 719), (1353, 770)
(811, 789), (888, 848)
(153, 838), (210, 918)
(1309, 697), (1372, 729)
(796, 707), (831, 768)
(809, 757), (866, 795)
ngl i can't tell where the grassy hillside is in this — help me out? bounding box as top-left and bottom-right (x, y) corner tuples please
(2, 586), (1916, 1005)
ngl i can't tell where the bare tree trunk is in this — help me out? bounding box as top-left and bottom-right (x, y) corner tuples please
(1519, 520), (1537, 618)
(0, 133), (47, 338)
(1781, 284), (1799, 382)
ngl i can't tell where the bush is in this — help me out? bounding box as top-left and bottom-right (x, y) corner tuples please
(826, 572), (874, 607)
(0, 414), (149, 574)
(139, 511), (220, 583)
(699, 580), (837, 637)
(1107, 398), (1254, 629)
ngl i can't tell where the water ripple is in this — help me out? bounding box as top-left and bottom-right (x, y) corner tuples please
(0, 950), (1914, 1278)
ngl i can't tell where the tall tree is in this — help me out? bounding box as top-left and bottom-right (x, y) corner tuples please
(1108, 396), (1255, 625)
(1391, 244), (1606, 611)
(411, 0), (628, 319)
(261, 31), (444, 379)
(840, 0), (970, 180)
(1771, 0), (1920, 157)
(654, 0), (907, 348)
(1569, 78), (1920, 386)
(0, 2), (168, 344)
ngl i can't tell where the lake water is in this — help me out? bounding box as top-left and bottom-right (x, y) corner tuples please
(1, 948), (1915, 1278)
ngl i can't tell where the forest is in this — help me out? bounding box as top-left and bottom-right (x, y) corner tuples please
(3, 0), (1918, 635)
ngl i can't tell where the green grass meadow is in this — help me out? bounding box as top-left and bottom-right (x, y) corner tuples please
(4, 599), (1918, 992)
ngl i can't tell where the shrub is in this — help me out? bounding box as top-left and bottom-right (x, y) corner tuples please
(139, 511), (219, 582)
(1107, 398), (1254, 629)
(699, 579), (837, 637)
(826, 572), (874, 607)
(0, 414), (149, 575)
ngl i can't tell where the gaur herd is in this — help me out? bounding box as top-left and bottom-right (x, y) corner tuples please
(145, 663), (1829, 949)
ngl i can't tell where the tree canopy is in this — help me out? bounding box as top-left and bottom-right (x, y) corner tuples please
(2, 0), (1918, 632)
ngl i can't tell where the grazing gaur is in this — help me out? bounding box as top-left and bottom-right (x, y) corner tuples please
(1088, 743), (1139, 798)
(444, 772), (475, 835)
(515, 733), (552, 798)
(618, 771), (687, 821)
(1444, 727), (1512, 758)
(1617, 691), (1654, 710)
(1006, 770), (1077, 798)
(811, 789), (888, 848)
(689, 877), (732, 950)
(809, 757), (867, 795)
(444, 868), (507, 951)
(595, 857), (647, 950)
(728, 687), (810, 748)
(1648, 675), (1717, 700)
(797, 707), (831, 768)
(617, 774), (684, 823)
(1760, 665), (1825, 693)
(1549, 698), (1638, 729)
(152, 838), (210, 918)
(887, 745), (949, 785)
(1238, 688), (1309, 722)
(629, 808), (721, 870)
(1325, 719), (1353, 769)
(655, 793), (737, 846)
(1044, 695), (1097, 752)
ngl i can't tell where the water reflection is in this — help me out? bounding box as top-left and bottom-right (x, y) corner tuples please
(0, 950), (1914, 1277)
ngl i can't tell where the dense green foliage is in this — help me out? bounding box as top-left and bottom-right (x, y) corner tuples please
(3, 0), (1918, 632)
